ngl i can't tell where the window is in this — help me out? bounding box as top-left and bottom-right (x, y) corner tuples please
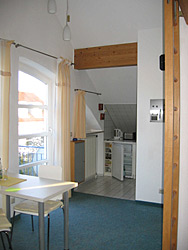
(18, 71), (52, 176)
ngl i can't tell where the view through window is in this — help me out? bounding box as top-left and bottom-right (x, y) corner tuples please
(18, 71), (50, 176)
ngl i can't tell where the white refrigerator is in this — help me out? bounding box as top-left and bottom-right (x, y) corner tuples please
(112, 142), (134, 181)
(112, 143), (124, 181)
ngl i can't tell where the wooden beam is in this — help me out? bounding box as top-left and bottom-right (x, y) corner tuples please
(74, 43), (137, 70)
(171, 1), (180, 248)
(163, 0), (174, 249)
(179, 0), (188, 25)
(163, 0), (180, 249)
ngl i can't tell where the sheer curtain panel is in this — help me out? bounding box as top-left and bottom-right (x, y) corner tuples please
(72, 90), (86, 139)
(56, 60), (71, 181)
(0, 40), (13, 170)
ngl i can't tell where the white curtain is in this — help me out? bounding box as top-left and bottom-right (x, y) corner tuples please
(0, 40), (13, 170)
(55, 59), (71, 181)
(72, 90), (86, 139)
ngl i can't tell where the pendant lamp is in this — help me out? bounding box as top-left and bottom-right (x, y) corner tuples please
(47, 0), (57, 14)
(63, 0), (71, 41)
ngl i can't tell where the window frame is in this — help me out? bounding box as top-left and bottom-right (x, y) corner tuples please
(18, 66), (53, 173)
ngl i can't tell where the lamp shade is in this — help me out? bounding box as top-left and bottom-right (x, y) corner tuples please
(63, 24), (71, 41)
(47, 0), (57, 14)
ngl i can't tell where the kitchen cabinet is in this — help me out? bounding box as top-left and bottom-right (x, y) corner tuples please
(70, 140), (85, 183)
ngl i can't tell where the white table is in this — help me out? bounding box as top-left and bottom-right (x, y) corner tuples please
(0, 174), (78, 250)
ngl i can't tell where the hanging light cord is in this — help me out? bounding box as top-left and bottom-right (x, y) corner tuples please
(66, 0), (70, 23)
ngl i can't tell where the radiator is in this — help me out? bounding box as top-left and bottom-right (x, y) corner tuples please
(85, 136), (96, 181)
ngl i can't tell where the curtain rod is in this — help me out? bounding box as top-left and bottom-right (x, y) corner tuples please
(14, 43), (75, 65)
(0, 38), (74, 65)
(74, 89), (101, 96)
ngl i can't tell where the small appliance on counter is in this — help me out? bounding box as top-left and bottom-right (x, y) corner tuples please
(123, 132), (136, 140)
(114, 129), (123, 140)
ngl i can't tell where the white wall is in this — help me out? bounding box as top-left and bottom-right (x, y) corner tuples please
(136, 28), (164, 203)
(177, 18), (188, 250)
(0, 0), (73, 59)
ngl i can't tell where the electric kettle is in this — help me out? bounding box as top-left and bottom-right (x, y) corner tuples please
(114, 129), (123, 140)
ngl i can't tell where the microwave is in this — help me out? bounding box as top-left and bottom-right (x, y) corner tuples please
(123, 132), (136, 140)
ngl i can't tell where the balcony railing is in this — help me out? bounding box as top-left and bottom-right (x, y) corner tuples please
(19, 145), (46, 176)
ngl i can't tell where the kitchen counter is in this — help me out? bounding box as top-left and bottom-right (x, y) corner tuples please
(105, 139), (136, 145)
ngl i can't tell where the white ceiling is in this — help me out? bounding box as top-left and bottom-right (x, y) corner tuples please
(56, 0), (162, 104)
(56, 0), (162, 49)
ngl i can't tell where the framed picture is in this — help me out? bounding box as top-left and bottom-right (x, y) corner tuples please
(98, 103), (103, 111)
(100, 113), (105, 120)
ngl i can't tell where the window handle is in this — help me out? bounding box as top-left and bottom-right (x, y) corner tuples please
(49, 127), (53, 134)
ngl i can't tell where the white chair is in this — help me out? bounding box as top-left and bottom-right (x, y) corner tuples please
(0, 209), (13, 250)
(12, 165), (64, 250)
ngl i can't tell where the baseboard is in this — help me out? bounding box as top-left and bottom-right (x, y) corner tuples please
(135, 200), (163, 208)
(85, 174), (96, 182)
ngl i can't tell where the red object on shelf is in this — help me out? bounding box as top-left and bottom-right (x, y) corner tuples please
(98, 103), (103, 111)
(100, 113), (105, 120)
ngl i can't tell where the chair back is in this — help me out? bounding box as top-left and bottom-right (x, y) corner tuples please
(39, 165), (63, 200)
(39, 165), (62, 181)
(0, 208), (11, 231)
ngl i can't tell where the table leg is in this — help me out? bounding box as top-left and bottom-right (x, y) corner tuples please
(6, 195), (10, 221)
(38, 202), (45, 250)
(63, 191), (69, 250)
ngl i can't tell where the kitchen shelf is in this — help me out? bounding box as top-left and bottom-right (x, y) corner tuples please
(104, 142), (113, 176)
(105, 147), (112, 153)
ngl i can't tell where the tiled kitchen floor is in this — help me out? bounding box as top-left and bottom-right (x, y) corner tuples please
(74, 176), (136, 200)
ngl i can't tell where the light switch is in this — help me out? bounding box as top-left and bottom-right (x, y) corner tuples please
(150, 99), (165, 122)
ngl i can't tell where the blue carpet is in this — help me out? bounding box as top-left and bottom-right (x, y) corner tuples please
(0, 192), (163, 250)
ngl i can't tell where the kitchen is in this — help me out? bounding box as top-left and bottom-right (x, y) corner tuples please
(74, 65), (138, 200)
(74, 124), (137, 200)
(104, 104), (137, 180)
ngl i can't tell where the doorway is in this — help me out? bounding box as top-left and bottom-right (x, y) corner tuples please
(75, 176), (136, 200)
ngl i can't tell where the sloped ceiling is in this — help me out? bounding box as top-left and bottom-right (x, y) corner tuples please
(106, 104), (137, 133)
(56, 0), (162, 105)
(86, 66), (137, 104)
(56, 0), (162, 49)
